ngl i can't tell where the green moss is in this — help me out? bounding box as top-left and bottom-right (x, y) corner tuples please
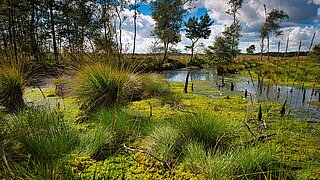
(70, 152), (200, 179)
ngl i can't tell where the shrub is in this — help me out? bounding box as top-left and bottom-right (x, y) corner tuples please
(0, 66), (24, 112)
(74, 63), (141, 112)
(187, 57), (206, 68)
(8, 108), (79, 163)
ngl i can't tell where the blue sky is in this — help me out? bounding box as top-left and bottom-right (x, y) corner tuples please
(120, 0), (320, 53)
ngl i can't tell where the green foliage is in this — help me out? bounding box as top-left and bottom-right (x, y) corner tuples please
(186, 57), (206, 67)
(185, 13), (213, 42)
(246, 44), (256, 54)
(94, 108), (152, 143)
(140, 73), (170, 98)
(206, 36), (235, 66)
(145, 124), (182, 163)
(151, 0), (186, 45)
(0, 66), (24, 112)
(150, 0), (192, 67)
(260, 9), (289, 39)
(8, 108), (79, 163)
(74, 63), (140, 112)
(184, 13), (213, 62)
(171, 113), (231, 149)
(310, 44), (320, 61)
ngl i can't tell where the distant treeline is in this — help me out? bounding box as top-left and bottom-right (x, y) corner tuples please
(250, 51), (309, 57)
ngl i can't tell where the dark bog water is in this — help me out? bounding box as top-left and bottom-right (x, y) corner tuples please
(164, 68), (320, 122)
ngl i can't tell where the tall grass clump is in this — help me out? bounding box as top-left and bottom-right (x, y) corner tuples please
(183, 141), (208, 172)
(8, 108), (79, 163)
(171, 113), (232, 150)
(74, 63), (141, 112)
(144, 125), (182, 164)
(140, 73), (169, 98)
(79, 125), (114, 156)
(0, 66), (24, 112)
(94, 108), (152, 142)
(143, 113), (232, 168)
(203, 144), (278, 179)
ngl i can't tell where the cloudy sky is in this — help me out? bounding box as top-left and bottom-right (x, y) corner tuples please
(119, 0), (320, 54)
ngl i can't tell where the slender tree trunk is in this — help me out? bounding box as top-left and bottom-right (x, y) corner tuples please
(49, 0), (58, 64)
(284, 37), (289, 57)
(190, 45), (194, 62)
(30, 2), (39, 63)
(267, 36), (270, 61)
(260, 38), (264, 61)
(132, 0), (137, 58)
(160, 42), (169, 69)
(116, 7), (123, 61)
(308, 32), (316, 52)
(9, 0), (18, 64)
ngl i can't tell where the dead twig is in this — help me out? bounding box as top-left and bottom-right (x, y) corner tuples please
(244, 122), (256, 138)
(123, 143), (172, 171)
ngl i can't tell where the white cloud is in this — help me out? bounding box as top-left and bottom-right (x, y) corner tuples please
(118, 0), (320, 53)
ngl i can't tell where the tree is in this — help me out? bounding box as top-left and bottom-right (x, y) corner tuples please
(129, 0), (146, 58)
(226, 0), (243, 58)
(310, 44), (320, 61)
(184, 12), (213, 62)
(246, 44), (255, 54)
(260, 6), (288, 60)
(206, 36), (235, 75)
(150, 0), (192, 69)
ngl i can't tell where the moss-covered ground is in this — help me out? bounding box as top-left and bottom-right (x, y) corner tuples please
(20, 79), (320, 179)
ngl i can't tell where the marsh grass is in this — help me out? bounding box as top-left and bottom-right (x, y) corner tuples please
(184, 143), (279, 179)
(171, 113), (231, 150)
(144, 124), (183, 164)
(79, 125), (114, 156)
(74, 63), (141, 112)
(88, 108), (152, 159)
(140, 73), (170, 98)
(0, 66), (24, 112)
(96, 108), (152, 139)
(8, 108), (79, 163)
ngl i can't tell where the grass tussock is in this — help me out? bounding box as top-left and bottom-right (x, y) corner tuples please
(171, 113), (231, 149)
(140, 73), (170, 98)
(74, 63), (170, 113)
(74, 63), (141, 112)
(8, 108), (79, 163)
(184, 143), (279, 179)
(94, 108), (152, 141)
(143, 113), (233, 168)
(0, 66), (24, 112)
(144, 125), (182, 164)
